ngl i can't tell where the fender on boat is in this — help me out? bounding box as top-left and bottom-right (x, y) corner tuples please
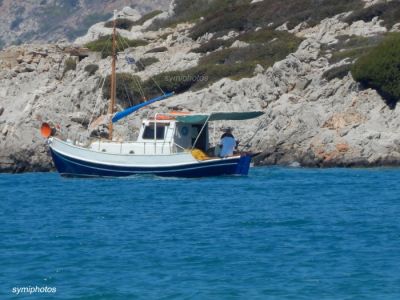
(40, 123), (55, 138)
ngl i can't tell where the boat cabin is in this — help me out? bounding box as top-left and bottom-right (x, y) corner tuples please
(89, 111), (263, 156)
(137, 118), (209, 154)
(89, 117), (209, 155)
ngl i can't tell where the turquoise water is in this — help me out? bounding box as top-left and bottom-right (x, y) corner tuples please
(1, 167), (400, 299)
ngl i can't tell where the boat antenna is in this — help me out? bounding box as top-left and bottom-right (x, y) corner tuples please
(108, 9), (118, 140)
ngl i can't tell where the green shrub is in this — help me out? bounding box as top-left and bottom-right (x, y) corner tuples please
(189, 0), (362, 40)
(146, 63), (255, 95)
(238, 29), (283, 43)
(149, 68), (208, 95)
(345, 2), (400, 29)
(102, 70), (200, 108)
(103, 70), (204, 105)
(151, 0), (250, 29)
(105, 11), (163, 30)
(200, 34), (301, 68)
(330, 48), (366, 64)
(63, 57), (77, 76)
(172, 0), (249, 21)
(104, 18), (135, 30)
(136, 57), (159, 71)
(84, 64), (99, 75)
(322, 64), (352, 81)
(202, 63), (255, 83)
(103, 73), (145, 108)
(352, 33), (400, 108)
(180, 31), (300, 88)
(154, 64), (255, 92)
(325, 35), (383, 52)
(85, 35), (148, 58)
(323, 35), (384, 63)
(145, 46), (168, 54)
(135, 65), (249, 97)
(191, 38), (233, 53)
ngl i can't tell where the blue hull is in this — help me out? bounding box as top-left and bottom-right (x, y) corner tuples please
(50, 149), (252, 178)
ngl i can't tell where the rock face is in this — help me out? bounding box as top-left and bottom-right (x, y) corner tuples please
(74, 7), (173, 46)
(292, 14), (387, 43)
(143, 38), (400, 168)
(0, 44), (102, 172)
(363, 0), (395, 7)
(0, 0), (170, 49)
(1, 5), (400, 172)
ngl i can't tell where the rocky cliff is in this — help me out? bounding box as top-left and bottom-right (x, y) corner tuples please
(1, 0), (400, 172)
(0, 0), (169, 49)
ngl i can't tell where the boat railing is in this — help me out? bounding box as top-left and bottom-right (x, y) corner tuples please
(92, 140), (187, 155)
(65, 132), (190, 155)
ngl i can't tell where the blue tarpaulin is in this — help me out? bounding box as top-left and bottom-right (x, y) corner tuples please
(112, 92), (174, 123)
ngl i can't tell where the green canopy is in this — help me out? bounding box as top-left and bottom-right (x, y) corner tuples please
(175, 111), (264, 124)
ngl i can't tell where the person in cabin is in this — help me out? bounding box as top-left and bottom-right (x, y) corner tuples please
(219, 127), (237, 157)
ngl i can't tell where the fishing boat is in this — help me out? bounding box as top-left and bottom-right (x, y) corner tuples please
(41, 12), (264, 178)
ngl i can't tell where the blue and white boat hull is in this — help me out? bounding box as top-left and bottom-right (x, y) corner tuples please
(48, 138), (252, 178)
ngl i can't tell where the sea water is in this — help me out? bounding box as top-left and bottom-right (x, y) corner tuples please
(1, 167), (400, 299)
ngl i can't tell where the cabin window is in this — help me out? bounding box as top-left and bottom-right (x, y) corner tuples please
(142, 125), (166, 140)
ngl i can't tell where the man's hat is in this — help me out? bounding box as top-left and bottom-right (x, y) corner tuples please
(221, 126), (234, 132)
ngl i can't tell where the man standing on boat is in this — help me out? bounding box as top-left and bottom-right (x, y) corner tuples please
(219, 127), (237, 157)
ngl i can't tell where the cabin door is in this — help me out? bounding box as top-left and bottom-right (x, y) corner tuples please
(192, 124), (208, 152)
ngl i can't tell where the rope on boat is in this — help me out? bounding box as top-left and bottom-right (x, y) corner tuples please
(238, 110), (269, 151)
(86, 76), (107, 135)
(68, 35), (114, 143)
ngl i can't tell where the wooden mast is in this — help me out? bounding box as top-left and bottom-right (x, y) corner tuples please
(108, 10), (117, 140)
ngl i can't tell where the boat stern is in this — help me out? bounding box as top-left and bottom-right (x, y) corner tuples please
(235, 154), (252, 176)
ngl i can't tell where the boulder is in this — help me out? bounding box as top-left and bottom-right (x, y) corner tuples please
(69, 112), (90, 125)
(230, 40), (249, 48)
(122, 7), (141, 19)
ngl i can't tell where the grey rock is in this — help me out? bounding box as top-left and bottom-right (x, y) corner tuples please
(254, 64), (265, 75)
(295, 78), (311, 91)
(122, 7), (141, 18)
(391, 23), (400, 32)
(230, 40), (250, 48)
(70, 112), (90, 125)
